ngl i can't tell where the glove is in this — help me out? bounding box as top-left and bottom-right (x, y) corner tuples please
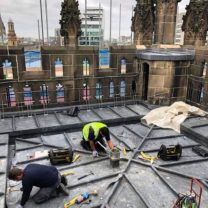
(92, 150), (98, 157)
(16, 204), (23, 208)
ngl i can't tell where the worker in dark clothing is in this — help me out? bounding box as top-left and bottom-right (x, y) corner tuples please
(81, 122), (115, 157)
(8, 163), (68, 208)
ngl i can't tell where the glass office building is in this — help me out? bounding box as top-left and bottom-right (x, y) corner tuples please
(79, 7), (104, 46)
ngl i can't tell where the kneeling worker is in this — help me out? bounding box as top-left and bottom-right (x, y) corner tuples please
(8, 163), (68, 208)
(81, 122), (115, 157)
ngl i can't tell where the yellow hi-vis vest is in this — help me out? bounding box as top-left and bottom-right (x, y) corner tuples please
(82, 122), (107, 141)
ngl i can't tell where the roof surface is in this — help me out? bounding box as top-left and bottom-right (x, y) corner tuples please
(1, 102), (208, 208)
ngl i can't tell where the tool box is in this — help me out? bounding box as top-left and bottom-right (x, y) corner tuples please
(158, 144), (182, 161)
(48, 148), (73, 165)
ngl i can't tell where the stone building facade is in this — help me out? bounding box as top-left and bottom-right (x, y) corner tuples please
(0, 0), (208, 112)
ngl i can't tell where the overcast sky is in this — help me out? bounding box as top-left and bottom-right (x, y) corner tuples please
(0, 0), (190, 40)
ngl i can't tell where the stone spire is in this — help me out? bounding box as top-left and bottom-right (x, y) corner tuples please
(131, 0), (155, 46)
(154, 0), (181, 44)
(59, 0), (82, 47)
(7, 19), (18, 46)
(182, 0), (208, 47)
(0, 14), (6, 43)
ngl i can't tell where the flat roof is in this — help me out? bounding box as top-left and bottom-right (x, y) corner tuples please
(2, 102), (208, 208)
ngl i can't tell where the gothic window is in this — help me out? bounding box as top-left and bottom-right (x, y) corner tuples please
(6, 86), (16, 107)
(56, 83), (65, 103)
(83, 82), (90, 101)
(40, 84), (49, 104)
(23, 85), (33, 106)
(109, 81), (114, 98)
(121, 57), (127, 74)
(83, 58), (90, 76)
(120, 80), (126, 97)
(55, 58), (63, 77)
(3, 60), (13, 79)
(95, 81), (102, 100)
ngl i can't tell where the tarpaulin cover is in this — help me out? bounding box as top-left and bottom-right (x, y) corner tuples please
(141, 101), (207, 132)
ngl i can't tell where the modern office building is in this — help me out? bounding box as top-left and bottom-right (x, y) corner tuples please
(79, 7), (104, 46)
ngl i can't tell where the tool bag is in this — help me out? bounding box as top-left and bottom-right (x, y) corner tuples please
(67, 106), (80, 117)
(48, 148), (73, 165)
(158, 144), (182, 161)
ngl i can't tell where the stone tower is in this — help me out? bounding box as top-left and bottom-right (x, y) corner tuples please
(154, 0), (181, 44)
(7, 19), (17, 46)
(182, 0), (208, 47)
(59, 0), (81, 47)
(131, 0), (154, 46)
(0, 14), (6, 44)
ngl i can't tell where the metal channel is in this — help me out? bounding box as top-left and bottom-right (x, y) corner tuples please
(160, 157), (208, 167)
(63, 132), (75, 149)
(91, 108), (104, 120)
(12, 115), (16, 131)
(68, 172), (120, 189)
(125, 105), (140, 116)
(151, 165), (178, 196)
(107, 107), (122, 118)
(146, 134), (184, 140)
(100, 124), (155, 207)
(33, 113), (40, 128)
(54, 111), (62, 125)
(123, 124), (145, 139)
(110, 131), (132, 150)
(124, 174), (151, 208)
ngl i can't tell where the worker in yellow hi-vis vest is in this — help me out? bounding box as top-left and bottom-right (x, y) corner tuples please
(81, 122), (115, 157)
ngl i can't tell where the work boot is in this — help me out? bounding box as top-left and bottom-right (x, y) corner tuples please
(61, 175), (68, 186)
(56, 183), (69, 196)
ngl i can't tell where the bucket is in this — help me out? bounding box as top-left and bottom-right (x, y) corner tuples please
(110, 149), (120, 168)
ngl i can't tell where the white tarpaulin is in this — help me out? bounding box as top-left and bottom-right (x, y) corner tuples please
(141, 101), (207, 133)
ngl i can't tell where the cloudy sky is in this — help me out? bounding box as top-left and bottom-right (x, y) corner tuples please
(0, 0), (190, 40)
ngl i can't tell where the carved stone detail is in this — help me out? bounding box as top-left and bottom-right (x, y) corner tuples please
(182, 0), (208, 47)
(131, 0), (154, 45)
(60, 0), (81, 47)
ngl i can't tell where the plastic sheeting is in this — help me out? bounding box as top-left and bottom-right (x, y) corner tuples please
(141, 101), (207, 133)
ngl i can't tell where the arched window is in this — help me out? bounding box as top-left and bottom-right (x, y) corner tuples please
(23, 85), (33, 106)
(120, 80), (126, 97)
(83, 58), (90, 76)
(96, 81), (102, 100)
(6, 86), (16, 107)
(83, 82), (90, 101)
(3, 60), (13, 79)
(109, 81), (114, 98)
(40, 84), (49, 104)
(55, 58), (63, 77)
(56, 83), (65, 103)
(121, 57), (127, 74)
